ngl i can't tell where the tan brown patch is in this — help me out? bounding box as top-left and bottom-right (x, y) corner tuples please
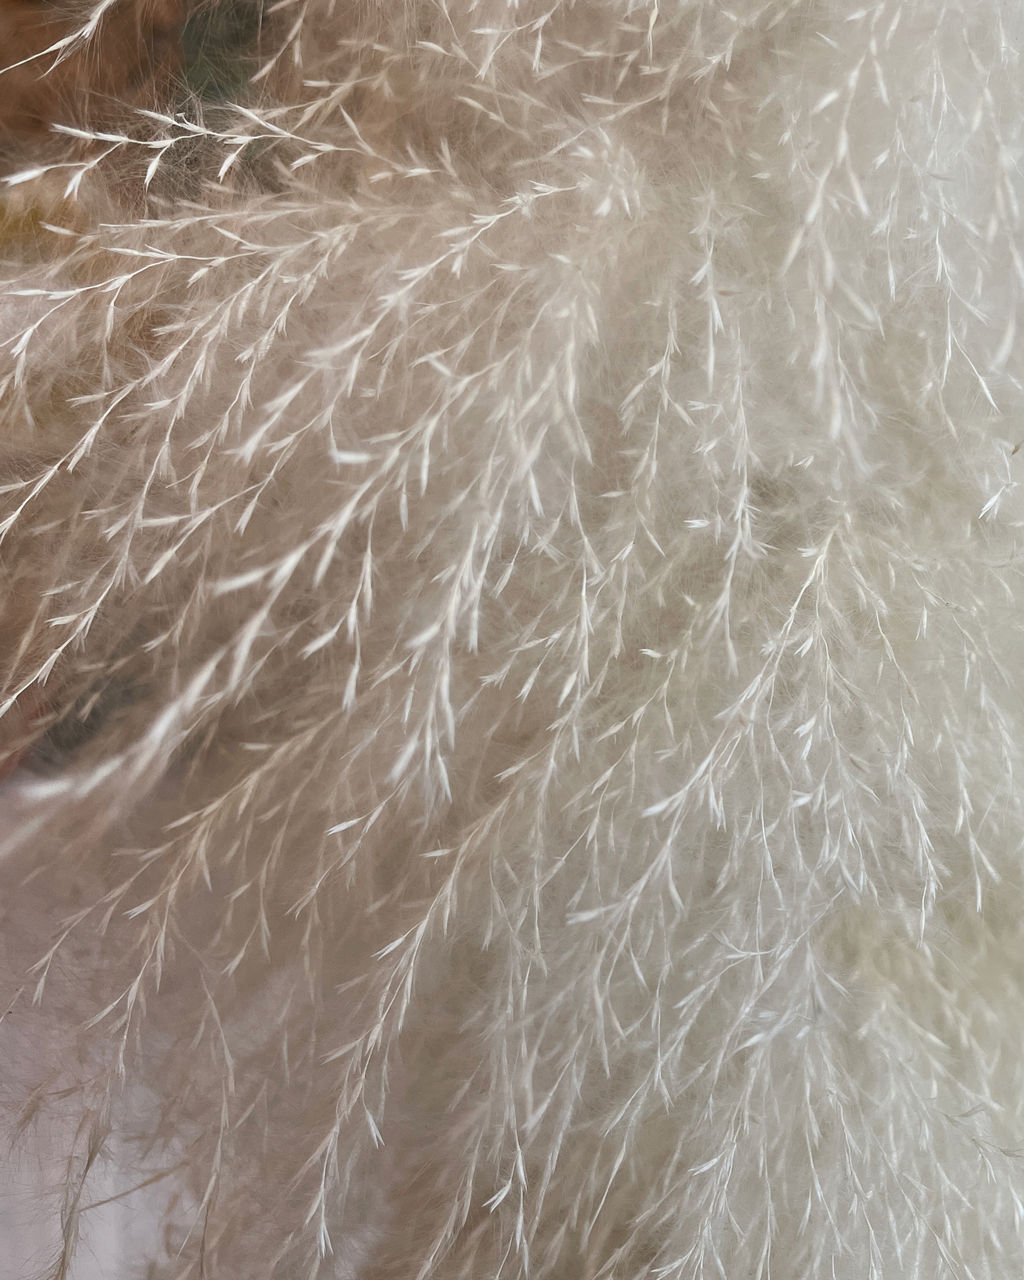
(0, 0), (185, 141)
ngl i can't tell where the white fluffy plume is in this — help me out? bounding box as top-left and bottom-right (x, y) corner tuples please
(1, 1), (1024, 1276)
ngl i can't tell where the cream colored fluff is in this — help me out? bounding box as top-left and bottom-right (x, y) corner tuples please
(1, 2), (1024, 1277)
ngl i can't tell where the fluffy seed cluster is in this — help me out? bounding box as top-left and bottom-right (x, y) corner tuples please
(1, 2), (1024, 1277)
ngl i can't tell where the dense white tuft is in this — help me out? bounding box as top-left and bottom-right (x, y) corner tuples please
(2, 1), (1024, 1276)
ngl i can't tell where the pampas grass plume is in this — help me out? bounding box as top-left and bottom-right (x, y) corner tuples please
(1, 2), (1024, 1277)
